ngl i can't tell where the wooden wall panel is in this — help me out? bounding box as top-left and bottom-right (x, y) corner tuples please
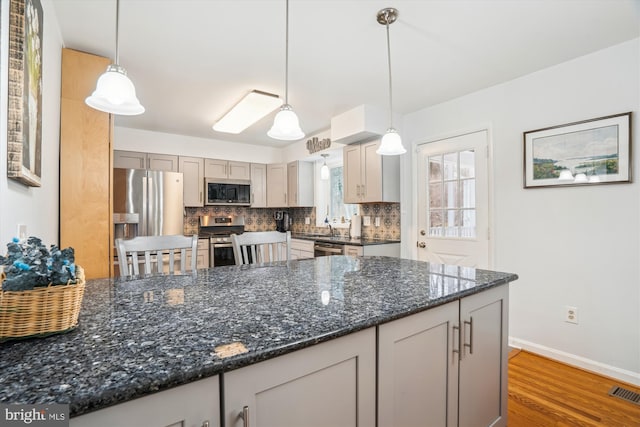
(60, 48), (112, 279)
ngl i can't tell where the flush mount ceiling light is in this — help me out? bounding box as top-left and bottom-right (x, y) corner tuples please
(85, 0), (144, 116)
(320, 154), (330, 180)
(375, 7), (406, 156)
(213, 90), (283, 134)
(268, 0), (305, 141)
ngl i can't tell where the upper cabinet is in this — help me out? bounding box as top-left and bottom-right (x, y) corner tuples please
(287, 161), (314, 207)
(113, 150), (178, 172)
(266, 163), (288, 207)
(250, 163), (267, 208)
(204, 159), (251, 180)
(343, 139), (399, 204)
(179, 156), (204, 207)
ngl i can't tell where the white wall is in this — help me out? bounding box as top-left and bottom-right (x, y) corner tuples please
(0, 0), (63, 245)
(403, 39), (640, 384)
(114, 126), (283, 164)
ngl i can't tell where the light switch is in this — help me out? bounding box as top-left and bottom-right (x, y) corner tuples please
(305, 217), (310, 225)
(363, 216), (371, 226)
(374, 217), (380, 227)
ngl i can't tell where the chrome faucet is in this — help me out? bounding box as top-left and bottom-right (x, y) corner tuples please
(327, 223), (333, 237)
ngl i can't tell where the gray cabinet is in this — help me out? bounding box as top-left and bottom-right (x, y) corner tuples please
(266, 163), (288, 207)
(291, 238), (314, 259)
(114, 150), (178, 172)
(343, 140), (399, 203)
(204, 159), (251, 180)
(250, 163), (267, 208)
(287, 161), (314, 207)
(179, 156), (204, 207)
(378, 284), (508, 427)
(69, 376), (219, 427)
(224, 328), (376, 427)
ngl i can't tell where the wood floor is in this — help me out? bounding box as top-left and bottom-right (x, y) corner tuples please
(508, 349), (640, 426)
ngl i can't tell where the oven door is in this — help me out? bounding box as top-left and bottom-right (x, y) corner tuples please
(210, 242), (236, 267)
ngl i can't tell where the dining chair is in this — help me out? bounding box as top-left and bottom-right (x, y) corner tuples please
(231, 231), (291, 265)
(115, 235), (198, 277)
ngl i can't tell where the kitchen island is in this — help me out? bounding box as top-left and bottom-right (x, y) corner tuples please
(0, 256), (517, 426)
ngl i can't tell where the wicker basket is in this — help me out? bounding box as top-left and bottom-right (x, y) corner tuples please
(0, 266), (85, 341)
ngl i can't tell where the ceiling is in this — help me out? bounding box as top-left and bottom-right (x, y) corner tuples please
(52, 0), (640, 148)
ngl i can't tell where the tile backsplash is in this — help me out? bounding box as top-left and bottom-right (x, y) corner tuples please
(185, 203), (401, 241)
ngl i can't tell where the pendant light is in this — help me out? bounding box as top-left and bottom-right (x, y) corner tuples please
(85, 0), (144, 115)
(376, 7), (406, 156)
(268, 0), (305, 140)
(320, 154), (330, 180)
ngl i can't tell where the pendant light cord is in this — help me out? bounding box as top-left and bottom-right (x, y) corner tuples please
(115, 0), (120, 65)
(284, 0), (290, 105)
(385, 12), (393, 129)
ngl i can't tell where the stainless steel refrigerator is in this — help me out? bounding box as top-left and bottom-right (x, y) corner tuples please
(113, 168), (184, 239)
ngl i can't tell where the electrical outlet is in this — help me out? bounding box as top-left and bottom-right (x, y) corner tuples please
(363, 216), (371, 226)
(374, 217), (381, 227)
(17, 224), (27, 240)
(565, 306), (578, 324)
(304, 217), (310, 225)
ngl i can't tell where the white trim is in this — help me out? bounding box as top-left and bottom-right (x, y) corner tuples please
(509, 336), (640, 386)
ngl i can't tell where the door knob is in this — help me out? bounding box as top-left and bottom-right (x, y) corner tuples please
(420, 229), (426, 236)
(417, 241), (426, 248)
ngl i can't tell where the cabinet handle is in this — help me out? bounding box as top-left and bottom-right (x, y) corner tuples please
(452, 324), (460, 361)
(356, 184), (361, 197)
(285, 193), (287, 204)
(362, 184), (366, 198)
(202, 421), (210, 427)
(239, 405), (249, 427)
(200, 191), (202, 202)
(463, 317), (474, 355)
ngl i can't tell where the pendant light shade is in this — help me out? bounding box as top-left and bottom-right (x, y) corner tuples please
(269, 0), (304, 141)
(268, 104), (305, 140)
(320, 154), (330, 180)
(85, 0), (144, 116)
(376, 8), (406, 156)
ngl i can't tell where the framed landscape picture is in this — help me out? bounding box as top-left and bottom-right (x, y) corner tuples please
(523, 112), (632, 188)
(7, 0), (43, 187)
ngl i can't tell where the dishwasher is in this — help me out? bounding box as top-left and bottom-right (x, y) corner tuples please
(314, 241), (344, 257)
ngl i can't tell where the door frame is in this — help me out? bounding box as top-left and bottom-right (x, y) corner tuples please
(411, 124), (495, 268)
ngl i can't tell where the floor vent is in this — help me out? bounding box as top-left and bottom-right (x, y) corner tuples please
(609, 386), (640, 405)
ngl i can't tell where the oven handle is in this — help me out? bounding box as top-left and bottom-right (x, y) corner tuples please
(211, 242), (233, 248)
(314, 245), (343, 254)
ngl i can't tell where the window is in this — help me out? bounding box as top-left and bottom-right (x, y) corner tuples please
(316, 162), (358, 228)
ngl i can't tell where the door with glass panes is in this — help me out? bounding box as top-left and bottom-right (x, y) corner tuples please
(416, 130), (490, 268)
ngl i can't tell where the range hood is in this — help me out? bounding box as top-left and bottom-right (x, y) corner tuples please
(330, 105), (387, 144)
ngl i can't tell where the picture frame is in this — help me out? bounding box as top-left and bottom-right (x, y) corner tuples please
(523, 112), (632, 188)
(7, 0), (43, 187)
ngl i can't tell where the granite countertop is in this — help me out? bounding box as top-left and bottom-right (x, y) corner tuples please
(0, 256), (517, 417)
(291, 233), (400, 246)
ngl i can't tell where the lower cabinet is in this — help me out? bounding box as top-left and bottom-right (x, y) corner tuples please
(224, 328), (376, 427)
(185, 238), (210, 270)
(344, 243), (401, 257)
(69, 376), (219, 427)
(290, 238), (315, 259)
(378, 284), (508, 427)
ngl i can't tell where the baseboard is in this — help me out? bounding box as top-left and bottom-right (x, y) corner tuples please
(509, 336), (640, 387)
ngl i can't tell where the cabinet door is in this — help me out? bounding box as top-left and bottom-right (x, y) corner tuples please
(287, 161), (299, 206)
(378, 301), (459, 427)
(343, 144), (362, 203)
(70, 376), (220, 427)
(148, 154), (179, 172)
(266, 163), (287, 207)
(228, 161), (251, 180)
(344, 245), (363, 257)
(114, 150), (147, 169)
(458, 284), (508, 427)
(225, 328), (376, 427)
(179, 156), (204, 207)
(204, 159), (228, 179)
(250, 164), (267, 208)
(361, 140), (382, 202)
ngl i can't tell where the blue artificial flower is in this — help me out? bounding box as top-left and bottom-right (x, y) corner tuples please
(69, 264), (76, 274)
(12, 237), (19, 243)
(13, 261), (31, 271)
(63, 259), (70, 265)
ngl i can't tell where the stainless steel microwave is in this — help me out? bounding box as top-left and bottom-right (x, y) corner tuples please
(205, 178), (251, 206)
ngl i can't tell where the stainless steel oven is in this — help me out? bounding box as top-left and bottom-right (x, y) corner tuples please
(199, 215), (245, 267)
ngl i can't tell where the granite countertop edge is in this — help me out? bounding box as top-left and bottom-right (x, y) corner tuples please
(290, 233), (401, 246)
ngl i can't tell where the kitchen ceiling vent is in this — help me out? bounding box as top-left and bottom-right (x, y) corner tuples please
(608, 385), (640, 405)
